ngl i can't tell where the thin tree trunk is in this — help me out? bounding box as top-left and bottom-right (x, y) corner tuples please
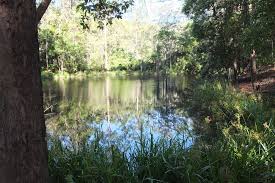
(103, 21), (108, 71)
(170, 41), (173, 70)
(272, 39), (274, 59)
(228, 68), (232, 81)
(155, 40), (160, 74)
(272, 39), (275, 68)
(233, 59), (238, 83)
(169, 54), (172, 70)
(135, 20), (143, 72)
(59, 56), (64, 72)
(0, 0), (48, 182)
(250, 49), (257, 89)
(156, 75), (160, 100)
(46, 40), (49, 70)
(61, 59), (64, 72)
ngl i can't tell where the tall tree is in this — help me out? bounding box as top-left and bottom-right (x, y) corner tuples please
(183, 0), (275, 79)
(0, 0), (51, 182)
(0, 0), (132, 182)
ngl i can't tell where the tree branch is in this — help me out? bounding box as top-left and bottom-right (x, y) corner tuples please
(36, 0), (52, 24)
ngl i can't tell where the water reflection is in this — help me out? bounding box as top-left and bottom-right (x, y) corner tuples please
(43, 75), (193, 152)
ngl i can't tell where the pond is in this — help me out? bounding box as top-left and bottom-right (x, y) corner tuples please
(43, 75), (194, 152)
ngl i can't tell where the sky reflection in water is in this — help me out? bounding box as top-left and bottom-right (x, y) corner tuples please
(43, 75), (193, 152)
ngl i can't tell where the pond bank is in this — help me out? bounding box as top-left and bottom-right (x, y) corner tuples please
(180, 81), (274, 182)
(45, 75), (274, 182)
(41, 70), (158, 80)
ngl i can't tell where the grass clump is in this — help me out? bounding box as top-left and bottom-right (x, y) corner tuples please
(48, 81), (275, 183)
(186, 81), (275, 182)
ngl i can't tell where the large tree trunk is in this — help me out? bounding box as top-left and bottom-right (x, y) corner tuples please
(0, 1), (48, 182)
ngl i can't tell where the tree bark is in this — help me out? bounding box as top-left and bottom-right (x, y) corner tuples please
(0, 1), (48, 182)
(103, 20), (109, 71)
(46, 40), (49, 70)
(233, 58), (238, 83)
(37, 0), (52, 23)
(272, 39), (275, 68)
(250, 49), (257, 89)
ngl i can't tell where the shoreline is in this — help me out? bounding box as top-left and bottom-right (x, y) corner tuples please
(41, 70), (157, 80)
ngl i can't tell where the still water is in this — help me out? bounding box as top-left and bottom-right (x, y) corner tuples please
(43, 75), (193, 151)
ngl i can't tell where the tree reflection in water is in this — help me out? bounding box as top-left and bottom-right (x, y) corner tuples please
(44, 75), (193, 153)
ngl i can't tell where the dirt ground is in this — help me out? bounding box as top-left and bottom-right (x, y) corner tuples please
(237, 65), (275, 94)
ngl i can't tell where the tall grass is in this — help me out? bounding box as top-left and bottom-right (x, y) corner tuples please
(186, 81), (275, 182)
(48, 81), (275, 183)
(48, 134), (193, 183)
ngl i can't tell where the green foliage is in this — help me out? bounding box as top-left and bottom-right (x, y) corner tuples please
(42, 1), (275, 182)
(39, 0), (275, 77)
(39, 7), (87, 73)
(77, 0), (134, 29)
(39, 3), (158, 74)
(186, 82), (275, 181)
(48, 82), (275, 182)
(152, 23), (201, 75)
(109, 48), (138, 70)
(183, 0), (275, 77)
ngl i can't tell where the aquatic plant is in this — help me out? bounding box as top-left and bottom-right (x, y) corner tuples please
(48, 81), (275, 183)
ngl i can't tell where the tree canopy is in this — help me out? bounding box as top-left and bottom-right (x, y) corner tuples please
(183, 0), (275, 78)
